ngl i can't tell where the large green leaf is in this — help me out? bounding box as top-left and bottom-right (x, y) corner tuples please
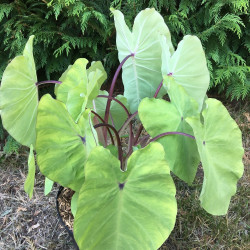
(112, 8), (174, 113)
(186, 99), (244, 215)
(160, 35), (209, 111)
(56, 58), (88, 121)
(0, 36), (38, 147)
(85, 63), (107, 108)
(86, 61), (107, 102)
(24, 144), (36, 199)
(91, 90), (129, 130)
(54, 65), (72, 96)
(78, 110), (98, 156)
(36, 94), (97, 191)
(56, 59), (107, 121)
(74, 142), (177, 250)
(138, 82), (200, 184)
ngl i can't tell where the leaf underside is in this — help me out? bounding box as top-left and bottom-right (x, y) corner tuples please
(0, 36), (38, 147)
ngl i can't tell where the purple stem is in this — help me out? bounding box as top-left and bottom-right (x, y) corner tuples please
(98, 94), (134, 152)
(104, 53), (134, 144)
(98, 95), (130, 117)
(137, 135), (150, 147)
(154, 80), (163, 98)
(118, 111), (138, 135)
(133, 125), (143, 146)
(91, 110), (115, 145)
(36, 80), (62, 86)
(149, 132), (195, 143)
(94, 123), (124, 170)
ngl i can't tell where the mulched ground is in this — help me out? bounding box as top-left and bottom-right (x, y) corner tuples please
(0, 154), (75, 250)
(0, 100), (249, 249)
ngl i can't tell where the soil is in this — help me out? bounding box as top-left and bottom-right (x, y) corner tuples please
(57, 188), (74, 232)
(0, 154), (76, 250)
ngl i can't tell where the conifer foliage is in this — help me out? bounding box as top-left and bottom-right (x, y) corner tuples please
(0, 0), (113, 79)
(0, 0), (249, 99)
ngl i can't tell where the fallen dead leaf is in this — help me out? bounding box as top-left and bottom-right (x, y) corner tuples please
(239, 123), (250, 128)
(243, 112), (250, 122)
(16, 207), (27, 213)
(34, 210), (40, 216)
(28, 223), (40, 233)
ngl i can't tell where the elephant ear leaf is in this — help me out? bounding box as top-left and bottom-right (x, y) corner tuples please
(0, 35), (38, 147)
(56, 59), (107, 121)
(56, 58), (89, 121)
(86, 64), (107, 107)
(87, 61), (107, 102)
(161, 35), (209, 111)
(112, 8), (174, 113)
(24, 144), (36, 199)
(139, 81), (200, 184)
(186, 98), (244, 215)
(54, 64), (72, 96)
(36, 94), (97, 191)
(74, 142), (177, 250)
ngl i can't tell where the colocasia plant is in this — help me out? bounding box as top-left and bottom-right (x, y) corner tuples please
(0, 8), (244, 250)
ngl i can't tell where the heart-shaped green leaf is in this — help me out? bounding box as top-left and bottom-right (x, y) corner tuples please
(112, 8), (174, 113)
(0, 36), (38, 147)
(56, 58), (88, 121)
(74, 142), (177, 250)
(56, 59), (107, 121)
(36, 94), (97, 191)
(160, 35), (209, 111)
(186, 98), (244, 215)
(54, 65), (72, 96)
(86, 61), (107, 103)
(24, 144), (36, 199)
(139, 82), (200, 184)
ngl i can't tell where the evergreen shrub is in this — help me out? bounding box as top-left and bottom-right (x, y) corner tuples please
(0, 0), (249, 99)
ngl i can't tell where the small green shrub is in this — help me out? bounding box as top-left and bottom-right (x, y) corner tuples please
(0, 119), (21, 155)
(3, 135), (21, 155)
(0, 0), (115, 80)
(0, 118), (4, 141)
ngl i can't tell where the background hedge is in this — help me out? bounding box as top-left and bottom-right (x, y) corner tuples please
(0, 0), (249, 99)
